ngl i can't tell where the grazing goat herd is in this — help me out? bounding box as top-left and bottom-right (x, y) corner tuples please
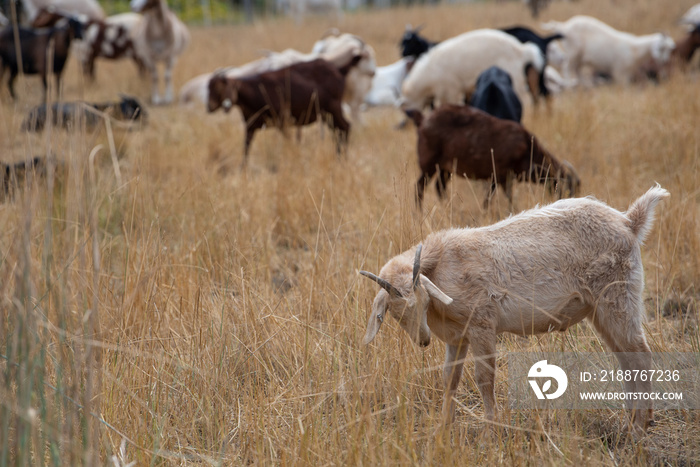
(1, 0), (698, 438)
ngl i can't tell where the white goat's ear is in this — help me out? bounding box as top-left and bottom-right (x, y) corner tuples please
(419, 274), (453, 305)
(363, 293), (387, 345)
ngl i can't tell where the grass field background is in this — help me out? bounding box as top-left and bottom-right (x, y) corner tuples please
(1, 0), (699, 464)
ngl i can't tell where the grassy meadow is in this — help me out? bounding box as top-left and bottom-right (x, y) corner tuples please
(1, 0), (699, 464)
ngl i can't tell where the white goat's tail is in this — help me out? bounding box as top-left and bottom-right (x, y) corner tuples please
(625, 185), (670, 244)
(523, 42), (545, 73)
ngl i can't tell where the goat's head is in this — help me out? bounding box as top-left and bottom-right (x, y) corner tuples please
(131, 0), (159, 13)
(400, 24), (431, 58)
(650, 33), (676, 64)
(118, 94), (147, 122)
(538, 159), (580, 199)
(207, 73), (236, 113)
(403, 108), (423, 128)
(557, 160), (581, 198)
(360, 245), (453, 347)
(693, 24), (700, 41)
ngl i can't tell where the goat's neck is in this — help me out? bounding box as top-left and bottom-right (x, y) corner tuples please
(144, 0), (168, 22)
(144, 0), (174, 39)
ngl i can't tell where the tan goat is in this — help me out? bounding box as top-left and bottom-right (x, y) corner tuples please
(360, 185), (669, 434)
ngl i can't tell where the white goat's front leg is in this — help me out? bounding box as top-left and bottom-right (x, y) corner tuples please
(442, 343), (469, 424)
(468, 327), (498, 422)
(163, 56), (176, 104)
(147, 61), (162, 105)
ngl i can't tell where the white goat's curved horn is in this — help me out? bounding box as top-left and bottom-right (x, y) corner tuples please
(412, 244), (422, 289)
(360, 271), (403, 297)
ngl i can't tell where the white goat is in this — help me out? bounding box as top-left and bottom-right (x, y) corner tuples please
(542, 15), (675, 84)
(22, 0), (104, 23)
(364, 57), (414, 107)
(360, 185), (669, 434)
(130, 0), (190, 105)
(400, 29), (544, 112)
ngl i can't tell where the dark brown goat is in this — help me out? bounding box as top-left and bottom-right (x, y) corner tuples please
(32, 7), (144, 81)
(406, 104), (580, 208)
(207, 57), (360, 165)
(0, 18), (83, 99)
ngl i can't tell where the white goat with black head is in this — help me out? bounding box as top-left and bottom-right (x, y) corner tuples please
(360, 186), (669, 434)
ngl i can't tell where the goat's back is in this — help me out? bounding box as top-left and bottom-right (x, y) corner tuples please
(244, 58), (347, 104)
(422, 191), (664, 309)
(417, 104), (533, 180)
(402, 29), (543, 109)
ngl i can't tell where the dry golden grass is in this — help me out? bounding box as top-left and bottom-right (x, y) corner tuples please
(1, 0), (699, 464)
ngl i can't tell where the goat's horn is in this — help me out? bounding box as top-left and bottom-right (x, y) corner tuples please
(360, 271), (403, 298)
(412, 244), (422, 289)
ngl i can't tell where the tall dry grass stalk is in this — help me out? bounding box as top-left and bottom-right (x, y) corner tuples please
(1, 0), (699, 463)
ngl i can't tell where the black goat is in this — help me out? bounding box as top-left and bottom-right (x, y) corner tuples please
(0, 17), (83, 99)
(400, 24), (438, 59)
(469, 66), (522, 123)
(21, 95), (146, 132)
(501, 26), (563, 98)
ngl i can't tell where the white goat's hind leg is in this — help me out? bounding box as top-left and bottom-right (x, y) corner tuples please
(468, 327), (498, 422)
(442, 343), (469, 424)
(589, 295), (653, 433)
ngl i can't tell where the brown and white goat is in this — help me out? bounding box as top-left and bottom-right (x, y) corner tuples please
(405, 104), (580, 208)
(207, 57), (359, 165)
(360, 185), (669, 434)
